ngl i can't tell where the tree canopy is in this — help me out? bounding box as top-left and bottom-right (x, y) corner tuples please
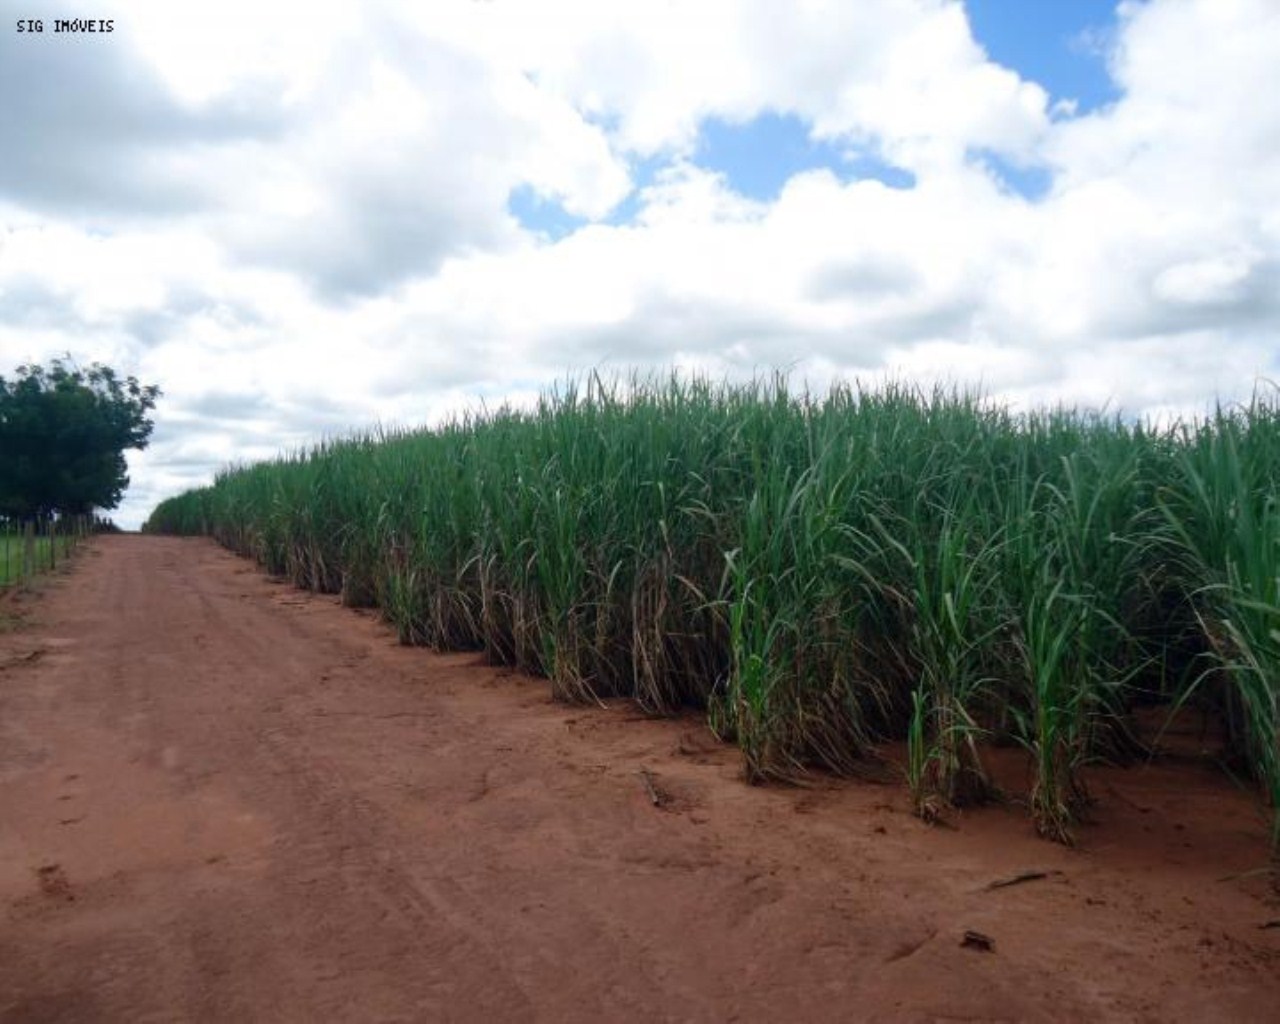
(0, 358), (161, 519)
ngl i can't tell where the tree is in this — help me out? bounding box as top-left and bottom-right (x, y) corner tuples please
(0, 358), (161, 519)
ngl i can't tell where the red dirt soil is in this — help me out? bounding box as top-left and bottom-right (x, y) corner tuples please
(1, 535), (1277, 1022)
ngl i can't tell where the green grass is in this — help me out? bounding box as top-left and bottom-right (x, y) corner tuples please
(0, 533), (70, 587)
(0, 536), (19, 587)
(144, 373), (1280, 848)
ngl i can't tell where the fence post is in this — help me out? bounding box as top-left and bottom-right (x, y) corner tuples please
(23, 521), (35, 581)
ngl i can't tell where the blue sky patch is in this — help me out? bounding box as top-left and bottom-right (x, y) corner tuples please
(964, 0), (1121, 115)
(978, 153), (1053, 201)
(696, 112), (916, 200)
(696, 112), (846, 201)
(603, 154), (666, 227)
(507, 184), (587, 241)
(842, 153), (917, 192)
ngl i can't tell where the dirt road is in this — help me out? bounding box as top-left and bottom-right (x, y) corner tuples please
(1, 536), (1277, 1022)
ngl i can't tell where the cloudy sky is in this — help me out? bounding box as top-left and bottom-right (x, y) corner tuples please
(1, 0), (1277, 528)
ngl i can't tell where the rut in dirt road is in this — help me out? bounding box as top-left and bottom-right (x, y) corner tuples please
(1, 536), (1277, 1022)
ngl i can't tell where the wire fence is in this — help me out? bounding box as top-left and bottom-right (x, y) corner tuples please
(0, 516), (99, 589)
